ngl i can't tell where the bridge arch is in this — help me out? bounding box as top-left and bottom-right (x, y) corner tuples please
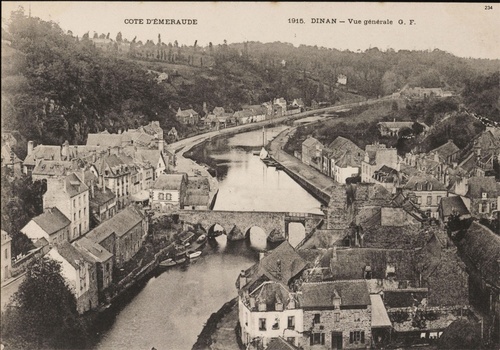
(207, 223), (227, 237)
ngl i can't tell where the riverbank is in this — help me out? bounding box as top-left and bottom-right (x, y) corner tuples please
(192, 297), (242, 350)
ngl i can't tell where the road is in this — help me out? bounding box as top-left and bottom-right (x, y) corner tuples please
(1, 274), (25, 311)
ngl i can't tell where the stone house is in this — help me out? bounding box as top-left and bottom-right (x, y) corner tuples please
(361, 144), (399, 184)
(238, 242), (309, 349)
(150, 173), (188, 211)
(428, 140), (460, 165)
(323, 137), (365, 184)
(46, 242), (99, 313)
(302, 137), (323, 171)
(85, 205), (147, 268)
(456, 222), (500, 345)
(402, 175), (448, 219)
(438, 196), (471, 224)
(299, 280), (372, 350)
(43, 173), (90, 242)
(72, 237), (113, 303)
(176, 108), (200, 125)
(89, 186), (117, 228)
(463, 176), (499, 220)
(183, 176), (210, 210)
(1, 143), (23, 176)
(31, 159), (77, 182)
(91, 154), (131, 211)
(1, 230), (12, 282)
(21, 207), (71, 246)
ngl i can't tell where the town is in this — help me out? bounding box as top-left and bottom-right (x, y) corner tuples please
(1, 5), (499, 350)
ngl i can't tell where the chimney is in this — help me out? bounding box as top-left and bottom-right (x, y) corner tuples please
(332, 245), (337, 262)
(108, 147), (111, 156)
(28, 141), (34, 156)
(61, 140), (70, 160)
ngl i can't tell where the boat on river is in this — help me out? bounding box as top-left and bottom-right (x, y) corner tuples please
(196, 234), (207, 243)
(187, 250), (202, 259)
(159, 258), (177, 267)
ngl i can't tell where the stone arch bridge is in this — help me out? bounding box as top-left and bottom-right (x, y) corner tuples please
(177, 210), (324, 241)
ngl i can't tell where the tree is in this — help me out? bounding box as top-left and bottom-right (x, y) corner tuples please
(1, 257), (90, 349)
(116, 31), (122, 42)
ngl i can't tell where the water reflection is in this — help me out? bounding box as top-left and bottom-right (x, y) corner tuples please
(94, 126), (324, 350)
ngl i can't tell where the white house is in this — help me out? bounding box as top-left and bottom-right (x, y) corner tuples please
(21, 207), (71, 246)
(1, 230), (12, 282)
(150, 173), (188, 211)
(46, 242), (98, 313)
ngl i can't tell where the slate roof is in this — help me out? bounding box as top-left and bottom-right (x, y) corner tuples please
(439, 196), (470, 217)
(176, 109), (199, 117)
(266, 337), (300, 350)
(86, 133), (127, 147)
(86, 205), (144, 243)
(55, 173), (88, 197)
(299, 280), (371, 308)
(32, 160), (76, 177)
(153, 173), (187, 191)
(24, 145), (62, 166)
(243, 241), (308, 291)
(185, 192), (209, 206)
(250, 281), (292, 311)
(89, 187), (116, 207)
(456, 222), (500, 289)
(1, 144), (22, 164)
(32, 207), (71, 234)
(302, 137), (323, 149)
(73, 237), (113, 263)
(466, 176), (498, 198)
(55, 241), (92, 270)
(403, 175), (447, 191)
(378, 121), (414, 129)
(328, 248), (417, 281)
(430, 140), (460, 160)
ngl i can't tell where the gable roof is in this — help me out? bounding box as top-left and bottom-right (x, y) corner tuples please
(456, 222), (500, 289)
(243, 242), (308, 292)
(266, 337), (300, 350)
(24, 145), (62, 166)
(403, 175), (447, 191)
(430, 140), (460, 160)
(73, 237), (113, 263)
(1, 143), (22, 165)
(439, 196), (470, 217)
(32, 160), (76, 177)
(302, 137), (323, 149)
(86, 133), (127, 148)
(466, 176), (498, 198)
(299, 280), (370, 308)
(153, 173), (187, 190)
(32, 207), (71, 235)
(55, 241), (92, 270)
(86, 205), (144, 243)
(176, 108), (199, 117)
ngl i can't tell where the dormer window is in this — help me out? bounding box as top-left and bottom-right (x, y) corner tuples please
(427, 183), (432, 191)
(364, 266), (372, 279)
(386, 264), (396, 279)
(332, 289), (342, 310)
(417, 183), (422, 191)
(482, 192), (487, 199)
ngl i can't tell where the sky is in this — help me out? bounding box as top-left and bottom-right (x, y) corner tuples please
(2, 2), (499, 59)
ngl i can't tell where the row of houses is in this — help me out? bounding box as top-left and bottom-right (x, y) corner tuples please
(237, 235), (473, 349)
(175, 98), (306, 127)
(300, 126), (500, 222)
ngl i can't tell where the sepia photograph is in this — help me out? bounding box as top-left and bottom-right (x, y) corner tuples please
(1, 2), (499, 350)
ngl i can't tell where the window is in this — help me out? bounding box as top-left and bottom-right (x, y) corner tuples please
(84, 208), (86, 216)
(334, 313), (340, 322)
(73, 199), (76, 207)
(258, 318), (266, 331)
(79, 210), (81, 219)
(310, 333), (325, 345)
(4, 248), (8, 260)
(288, 316), (295, 330)
(350, 331), (365, 344)
(417, 196), (422, 205)
(166, 193), (172, 200)
(272, 317), (279, 330)
(286, 337), (295, 345)
(74, 213), (76, 221)
(159, 193), (165, 200)
(313, 313), (321, 324)
(73, 227), (77, 236)
(482, 192), (487, 199)
(426, 196), (432, 205)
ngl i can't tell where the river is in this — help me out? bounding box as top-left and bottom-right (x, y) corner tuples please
(93, 126), (323, 350)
